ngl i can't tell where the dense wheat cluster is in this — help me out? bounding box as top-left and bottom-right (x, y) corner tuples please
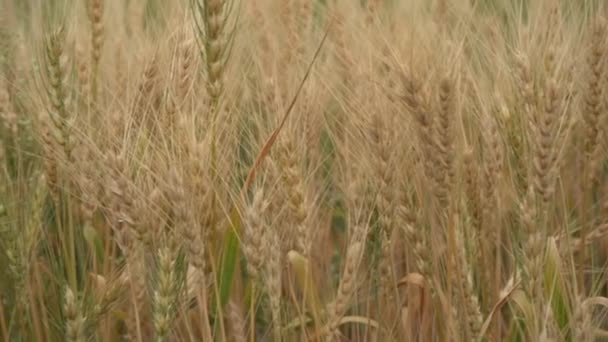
(2, 0), (608, 340)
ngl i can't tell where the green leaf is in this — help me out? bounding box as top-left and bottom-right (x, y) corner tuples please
(217, 209), (241, 308)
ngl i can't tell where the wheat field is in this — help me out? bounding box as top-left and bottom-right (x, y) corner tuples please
(1, 0), (608, 341)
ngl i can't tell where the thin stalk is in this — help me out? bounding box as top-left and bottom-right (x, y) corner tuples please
(66, 191), (78, 293)
(56, 190), (77, 295)
(579, 170), (589, 294)
(126, 260), (143, 342)
(30, 263), (45, 342)
(445, 207), (459, 338)
(0, 298), (7, 342)
(209, 246), (227, 341)
(494, 231), (502, 338)
(196, 288), (213, 342)
(249, 283), (255, 342)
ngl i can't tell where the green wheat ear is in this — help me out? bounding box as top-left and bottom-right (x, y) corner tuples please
(218, 215), (240, 308)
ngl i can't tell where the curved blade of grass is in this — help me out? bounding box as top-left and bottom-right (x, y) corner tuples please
(338, 316), (379, 329)
(214, 26), (332, 316)
(283, 314), (378, 334)
(239, 26), (330, 200)
(478, 277), (520, 341)
(311, 316), (380, 340)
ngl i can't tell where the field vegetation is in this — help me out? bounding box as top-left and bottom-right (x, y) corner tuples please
(1, 0), (608, 340)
